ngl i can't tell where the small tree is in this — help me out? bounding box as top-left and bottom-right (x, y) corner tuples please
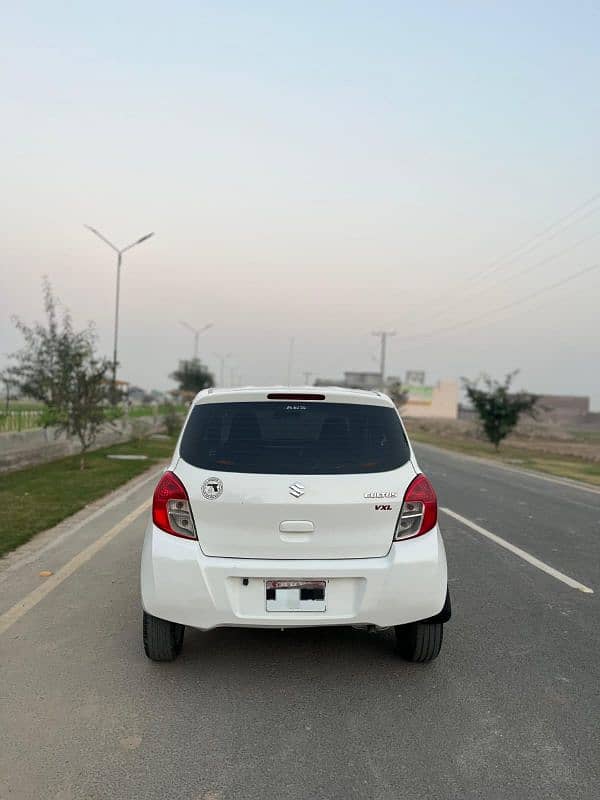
(6, 279), (113, 469)
(462, 371), (538, 450)
(170, 358), (214, 393)
(386, 379), (408, 408)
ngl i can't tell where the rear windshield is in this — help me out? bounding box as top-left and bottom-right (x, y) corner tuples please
(179, 401), (410, 474)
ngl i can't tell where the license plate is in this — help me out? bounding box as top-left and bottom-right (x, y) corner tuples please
(265, 580), (326, 612)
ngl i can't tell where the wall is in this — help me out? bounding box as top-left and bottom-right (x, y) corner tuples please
(401, 380), (458, 419)
(0, 416), (163, 473)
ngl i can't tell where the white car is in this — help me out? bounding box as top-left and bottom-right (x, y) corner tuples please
(141, 387), (450, 663)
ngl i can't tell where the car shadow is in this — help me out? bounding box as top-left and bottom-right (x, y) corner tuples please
(179, 624), (400, 669)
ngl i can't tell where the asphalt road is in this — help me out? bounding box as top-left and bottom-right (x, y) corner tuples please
(1, 445), (599, 800)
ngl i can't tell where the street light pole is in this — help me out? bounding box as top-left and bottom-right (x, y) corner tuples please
(180, 321), (213, 360)
(286, 337), (295, 385)
(372, 330), (396, 388)
(214, 353), (232, 387)
(85, 225), (154, 401)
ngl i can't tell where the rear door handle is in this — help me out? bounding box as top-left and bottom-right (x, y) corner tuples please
(279, 520), (315, 533)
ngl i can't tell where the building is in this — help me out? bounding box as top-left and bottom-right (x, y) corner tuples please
(401, 380), (458, 419)
(314, 371), (382, 390)
(534, 395), (590, 425)
(313, 369), (459, 419)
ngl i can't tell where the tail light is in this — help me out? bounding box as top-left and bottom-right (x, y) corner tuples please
(394, 473), (437, 540)
(152, 471), (197, 539)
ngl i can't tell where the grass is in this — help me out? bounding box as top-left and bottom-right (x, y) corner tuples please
(408, 428), (600, 487)
(0, 436), (176, 558)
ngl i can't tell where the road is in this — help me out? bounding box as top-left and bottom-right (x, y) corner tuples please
(1, 444), (599, 800)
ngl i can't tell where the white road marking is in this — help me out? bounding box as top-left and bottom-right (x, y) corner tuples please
(0, 499), (149, 636)
(441, 507), (594, 594)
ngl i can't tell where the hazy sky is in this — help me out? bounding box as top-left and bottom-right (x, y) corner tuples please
(2, 2), (599, 406)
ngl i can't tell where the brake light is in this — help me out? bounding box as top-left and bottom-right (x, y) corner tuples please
(394, 473), (437, 540)
(152, 471), (197, 539)
(267, 393), (325, 400)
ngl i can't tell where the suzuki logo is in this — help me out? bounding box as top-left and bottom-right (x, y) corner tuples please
(289, 482), (305, 498)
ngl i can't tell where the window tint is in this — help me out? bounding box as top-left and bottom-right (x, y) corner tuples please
(179, 402), (410, 474)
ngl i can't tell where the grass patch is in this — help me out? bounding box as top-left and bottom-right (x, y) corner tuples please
(409, 429), (600, 487)
(0, 436), (176, 558)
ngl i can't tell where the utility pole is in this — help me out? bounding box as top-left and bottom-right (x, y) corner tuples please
(372, 330), (396, 388)
(180, 321), (213, 360)
(302, 371), (312, 385)
(85, 225), (154, 402)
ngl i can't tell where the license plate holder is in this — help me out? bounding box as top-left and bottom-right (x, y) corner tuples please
(265, 580), (327, 612)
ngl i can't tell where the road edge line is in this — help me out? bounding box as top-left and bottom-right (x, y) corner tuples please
(440, 506), (594, 594)
(0, 499), (149, 636)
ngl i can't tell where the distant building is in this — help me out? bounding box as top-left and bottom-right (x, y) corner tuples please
(313, 369), (459, 419)
(314, 371), (382, 390)
(459, 393), (595, 427)
(402, 380), (458, 419)
(534, 395), (590, 425)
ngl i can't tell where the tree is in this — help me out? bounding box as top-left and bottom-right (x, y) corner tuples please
(462, 371), (538, 450)
(386, 378), (408, 408)
(6, 279), (113, 469)
(170, 358), (214, 393)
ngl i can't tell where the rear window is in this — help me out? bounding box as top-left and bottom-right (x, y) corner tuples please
(179, 401), (410, 474)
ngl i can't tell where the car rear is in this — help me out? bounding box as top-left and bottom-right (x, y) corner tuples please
(141, 387), (449, 662)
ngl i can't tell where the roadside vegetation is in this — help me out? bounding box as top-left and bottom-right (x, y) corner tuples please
(462, 371), (538, 450)
(0, 435), (176, 558)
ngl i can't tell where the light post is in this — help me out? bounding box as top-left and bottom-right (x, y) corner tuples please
(180, 321), (213, 361)
(214, 353), (232, 387)
(85, 225), (154, 402)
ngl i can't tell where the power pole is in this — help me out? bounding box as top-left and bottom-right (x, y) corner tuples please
(372, 330), (396, 388)
(302, 371), (312, 385)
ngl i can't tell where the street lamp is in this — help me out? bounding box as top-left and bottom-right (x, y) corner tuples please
(214, 352), (232, 387)
(85, 225), (154, 401)
(180, 321), (213, 361)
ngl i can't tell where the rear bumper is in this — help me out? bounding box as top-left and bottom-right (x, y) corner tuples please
(140, 521), (448, 630)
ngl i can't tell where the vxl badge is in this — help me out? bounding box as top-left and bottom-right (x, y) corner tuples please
(201, 477), (223, 500)
(364, 490), (397, 499)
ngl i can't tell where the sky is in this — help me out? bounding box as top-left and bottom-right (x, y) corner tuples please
(1, 1), (599, 406)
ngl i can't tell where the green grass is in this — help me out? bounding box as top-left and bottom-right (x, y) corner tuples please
(0, 436), (176, 558)
(408, 429), (600, 487)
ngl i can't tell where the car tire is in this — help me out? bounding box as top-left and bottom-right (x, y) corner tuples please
(395, 621), (443, 663)
(143, 611), (185, 662)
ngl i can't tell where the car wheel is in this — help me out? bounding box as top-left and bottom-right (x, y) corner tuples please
(143, 611), (185, 662)
(395, 621), (443, 663)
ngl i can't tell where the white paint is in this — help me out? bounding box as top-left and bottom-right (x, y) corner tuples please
(441, 507), (594, 594)
(0, 499), (149, 636)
